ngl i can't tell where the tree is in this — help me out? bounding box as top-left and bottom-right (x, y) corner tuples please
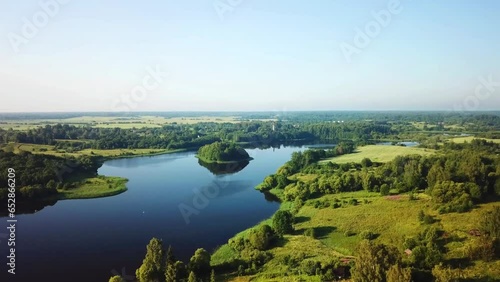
(108, 276), (125, 282)
(136, 238), (165, 282)
(432, 264), (458, 282)
(189, 248), (211, 277)
(361, 158), (373, 168)
(272, 210), (294, 236)
(480, 206), (500, 239)
(166, 245), (175, 266)
(248, 224), (274, 250)
(386, 264), (412, 282)
(210, 269), (216, 282)
(166, 260), (186, 282)
(188, 271), (197, 282)
(351, 240), (401, 282)
(380, 184), (390, 196)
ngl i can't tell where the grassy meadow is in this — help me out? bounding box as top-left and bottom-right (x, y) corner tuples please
(57, 175), (128, 200)
(320, 145), (435, 164)
(448, 136), (500, 144)
(0, 115), (256, 130)
(0, 142), (180, 158)
(213, 188), (500, 281)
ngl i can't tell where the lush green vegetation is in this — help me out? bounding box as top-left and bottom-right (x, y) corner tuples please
(197, 142), (251, 163)
(2, 112), (500, 281)
(206, 139), (500, 281)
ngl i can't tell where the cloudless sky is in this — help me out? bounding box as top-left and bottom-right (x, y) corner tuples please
(0, 0), (499, 112)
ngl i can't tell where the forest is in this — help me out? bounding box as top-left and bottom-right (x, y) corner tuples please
(197, 142), (251, 163)
(0, 150), (102, 200)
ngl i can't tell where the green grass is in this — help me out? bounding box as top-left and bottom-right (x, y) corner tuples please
(0, 142), (182, 158)
(216, 186), (500, 280)
(320, 145), (435, 164)
(56, 175), (128, 200)
(448, 136), (500, 144)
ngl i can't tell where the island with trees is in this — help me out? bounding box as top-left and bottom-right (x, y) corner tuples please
(196, 141), (252, 163)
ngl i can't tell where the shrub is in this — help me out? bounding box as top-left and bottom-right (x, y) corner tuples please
(272, 210), (294, 236)
(380, 184), (390, 196)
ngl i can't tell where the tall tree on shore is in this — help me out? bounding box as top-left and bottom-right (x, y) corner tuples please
(136, 238), (165, 282)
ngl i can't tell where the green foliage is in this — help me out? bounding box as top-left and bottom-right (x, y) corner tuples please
(210, 269), (216, 282)
(108, 276), (125, 282)
(188, 271), (197, 282)
(136, 238), (165, 282)
(380, 184), (390, 196)
(432, 264), (459, 282)
(351, 240), (401, 282)
(361, 157), (373, 168)
(386, 264), (412, 282)
(165, 260), (186, 282)
(197, 141), (250, 162)
(0, 150), (102, 200)
(480, 206), (500, 239)
(248, 225), (275, 251)
(189, 248), (211, 277)
(464, 236), (495, 261)
(431, 181), (474, 213)
(272, 210), (294, 236)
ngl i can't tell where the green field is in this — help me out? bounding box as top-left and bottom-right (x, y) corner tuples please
(0, 143), (180, 158)
(213, 190), (500, 281)
(57, 175), (128, 199)
(449, 136), (500, 144)
(320, 145), (435, 164)
(0, 115), (252, 130)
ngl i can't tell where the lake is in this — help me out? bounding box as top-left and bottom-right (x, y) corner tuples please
(0, 145), (311, 282)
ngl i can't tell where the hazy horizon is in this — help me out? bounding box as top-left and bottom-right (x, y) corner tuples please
(1, 0), (499, 112)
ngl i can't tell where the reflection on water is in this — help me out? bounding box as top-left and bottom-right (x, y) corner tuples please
(2, 144), (318, 282)
(197, 159), (250, 175)
(0, 197), (58, 217)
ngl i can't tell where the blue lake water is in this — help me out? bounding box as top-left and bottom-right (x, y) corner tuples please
(1, 145), (310, 282)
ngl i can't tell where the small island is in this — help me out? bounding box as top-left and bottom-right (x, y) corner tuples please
(196, 141), (252, 163)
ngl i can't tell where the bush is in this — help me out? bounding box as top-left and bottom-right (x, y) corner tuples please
(331, 202), (341, 209)
(349, 198), (358, 206)
(272, 210), (294, 236)
(380, 184), (390, 196)
(248, 225), (275, 251)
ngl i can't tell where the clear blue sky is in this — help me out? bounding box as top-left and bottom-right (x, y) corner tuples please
(1, 0), (499, 112)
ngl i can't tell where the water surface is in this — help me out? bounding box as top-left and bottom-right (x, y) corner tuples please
(1, 145), (308, 282)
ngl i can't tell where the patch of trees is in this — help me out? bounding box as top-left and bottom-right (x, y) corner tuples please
(133, 238), (213, 282)
(0, 150), (101, 200)
(259, 141), (499, 214)
(197, 142), (250, 162)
